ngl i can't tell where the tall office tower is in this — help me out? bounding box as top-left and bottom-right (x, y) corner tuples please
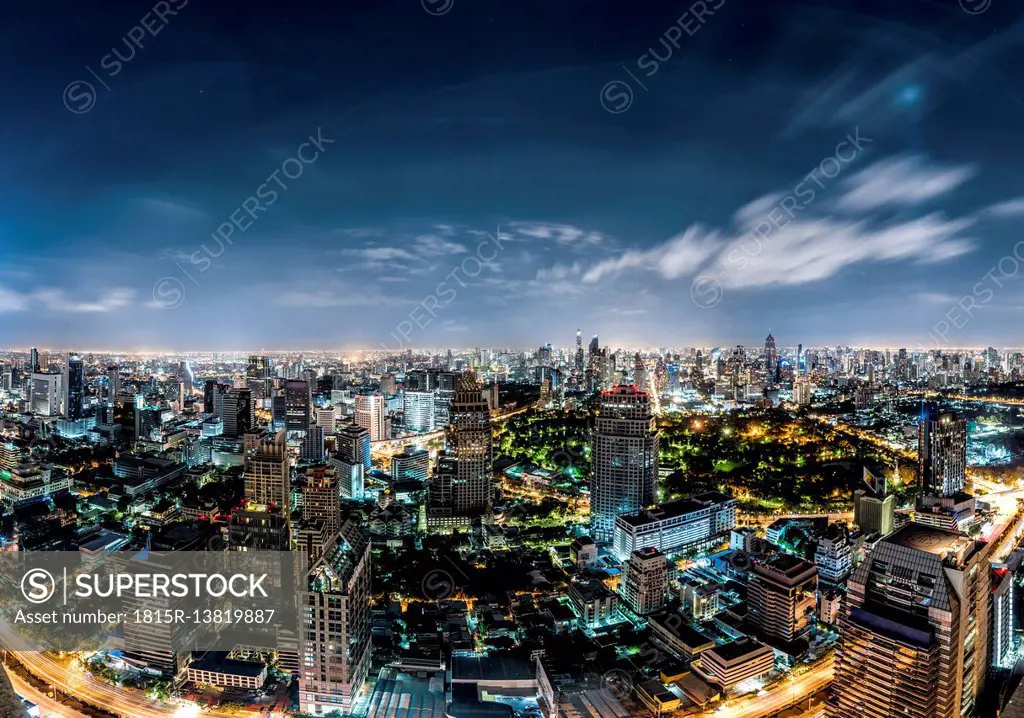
(797, 343), (803, 374)
(299, 520), (372, 716)
(203, 380), (228, 416)
(332, 424), (370, 500)
(621, 547), (668, 616)
(574, 329), (584, 379)
(633, 353), (647, 389)
(316, 408), (336, 434)
(301, 424), (325, 462)
(29, 347), (40, 373)
(405, 370), (431, 392)
(335, 424), (371, 473)
(538, 344), (553, 366)
(747, 555), (818, 644)
(221, 387), (254, 438)
(589, 385), (659, 542)
(428, 373), (494, 520)
(282, 379), (311, 430)
(813, 524), (852, 584)
(354, 390), (388, 442)
(828, 524), (992, 718)
(404, 390), (435, 433)
(301, 465), (341, 537)
(106, 365), (121, 402)
(176, 360), (194, 394)
(918, 412), (967, 497)
(61, 353), (84, 419)
(793, 377), (814, 406)
(589, 335), (599, 356)
(764, 331), (777, 389)
(121, 554), (192, 679)
(30, 372), (62, 417)
(246, 355), (273, 401)
(432, 371), (457, 427)
(854, 467), (895, 535)
(379, 372), (397, 396)
(991, 558), (1019, 670)
(244, 431), (290, 516)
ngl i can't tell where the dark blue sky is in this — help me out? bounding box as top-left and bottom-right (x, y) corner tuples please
(2, 0), (1024, 350)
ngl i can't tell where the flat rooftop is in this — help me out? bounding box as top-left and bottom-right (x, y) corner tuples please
(618, 492), (735, 527)
(885, 522), (973, 556)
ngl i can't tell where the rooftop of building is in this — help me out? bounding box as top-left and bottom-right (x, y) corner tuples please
(884, 522), (974, 558)
(451, 654), (534, 682)
(190, 652), (266, 678)
(707, 637), (770, 662)
(616, 492), (736, 527)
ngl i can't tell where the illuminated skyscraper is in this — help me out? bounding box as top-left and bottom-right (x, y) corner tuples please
(764, 332), (777, 389)
(574, 329), (584, 379)
(62, 352), (83, 420)
(828, 524), (992, 718)
(918, 411), (967, 497)
(299, 520), (372, 716)
(246, 355), (273, 401)
(106, 365), (120, 403)
(428, 372), (493, 525)
(244, 431), (290, 516)
(30, 372), (61, 417)
(222, 387), (254, 438)
(403, 390), (435, 433)
(590, 385), (658, 542)
(354, 390), (388, 441)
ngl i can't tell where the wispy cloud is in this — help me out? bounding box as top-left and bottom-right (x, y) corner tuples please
(835, 155), (975, 212)
(33, 288), (136, 313)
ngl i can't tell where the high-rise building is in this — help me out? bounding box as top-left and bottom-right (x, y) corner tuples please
(428, 373), (493, 524)
(30, 372), (62, 417)
(222, 387), (254, 438)
(354, 390), (388, 442)
(764, 332), (777, 389)
(403, 390), (435, 433)
(301, 465), (341, 537)
(813, 524), (852, 584)
(379, 372), (397, 396)
(391, 449), (429, 483)
(574, 329), (584, 379)
(828, 524), (992, 718)
(106, 365), (121, 403)
(918, 412), (967, 497)
(991, 557), (1019, 670)
(246, 355), (273, 401)
(854, 467), (895, 536)
(301, 424), (325, 463)
(747, 555), (817, 644)
(274, 379), (311, 430)
(621, 547), (668, 616)
(62, 353), (84, 419)
(29, 347), (40, 373)
(299, 520), (372, 716)
(244, 431), (290, 516)
(331, 424), (370, 501)
(590, 385), (658, 542)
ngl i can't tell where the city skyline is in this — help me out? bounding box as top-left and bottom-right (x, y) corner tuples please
(2, 1), (1024, 347)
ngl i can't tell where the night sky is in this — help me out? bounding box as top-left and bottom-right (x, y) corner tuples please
(2, 0), (1024, 350)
